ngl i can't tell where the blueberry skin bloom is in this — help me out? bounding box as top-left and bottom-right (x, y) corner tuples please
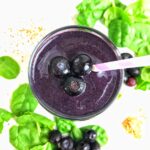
(72, 54), (93, 76)
(49, 56), (70, 78)
(63, 76), (86, 96)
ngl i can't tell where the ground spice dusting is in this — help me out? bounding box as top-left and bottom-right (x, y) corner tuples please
(122, 116), (143, 139)
(8, 25), (45, 46)
(18, 26), (43, 42)
(0, 23), (47, 65)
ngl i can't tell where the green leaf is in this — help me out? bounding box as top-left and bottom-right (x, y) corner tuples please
(136, 76), (150, 90)
(16, 112), (55, 130)
(108, 19), (134, 47)
(9, 121), (51, 150)
(30, 142), (54, 150)
(125, 0), (143, 16)
(10, 84), (38, 116)
(76, 0), (113, 27)
(0, 56), (20, 79)
(128, 23), (150, 56)
(13, 112), (55, 150)
(9, 124), (41, 150)
(80, 125), (108, 146)
(141, 67), (150, 82)
(103, 6), (130, 26)
(55, 117), (75, 134)
(70, 126), (83, 141)
(0, 108), (12, 133)
(0, 108), (12, 121)
(125, 0), (150, 19)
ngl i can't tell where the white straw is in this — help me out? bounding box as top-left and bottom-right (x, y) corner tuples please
(93, 55), (150, 72)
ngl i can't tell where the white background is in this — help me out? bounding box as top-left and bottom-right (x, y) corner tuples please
(0, 0), (150, 150)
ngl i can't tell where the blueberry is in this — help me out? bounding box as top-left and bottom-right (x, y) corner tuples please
(63, 76), (86, 96)
(49, 56), (70, 78)
(59, 137), (74, 150)
(126, 68), (140, 77)
(90, 141), (101, 150)
(121, 53), (133, 59)
(72, 54), (92, 76)
(76, 141), (90, 150)
(124, 70), (131, 82)
(49, 130), (62, 144)
(84, 130), (97, 142)
(126, 77), (136, 87)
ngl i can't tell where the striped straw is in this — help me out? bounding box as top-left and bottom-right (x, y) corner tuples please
(92, 55), (150, 72)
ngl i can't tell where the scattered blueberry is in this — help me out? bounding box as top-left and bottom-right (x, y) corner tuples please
(72, 54), (92, 76)
(59, 137), (74, 150)
(124, 70), (131, 82)
(49, 56), (70, 78)
(63, 76), (86, 96)
(84, 130), (97, 142)
(49, 130), (62, 144)
(126, 77), (136, 87)
(90, 141), (101, 150)
(126, 68), (140, 77)
(121, 53), (133, 59)
(76, 141), (90, 150)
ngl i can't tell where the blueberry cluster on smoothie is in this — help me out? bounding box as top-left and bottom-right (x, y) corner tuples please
(49, 54), (92, 96)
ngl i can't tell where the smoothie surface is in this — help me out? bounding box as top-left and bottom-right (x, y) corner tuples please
(30, 28), (122, 118)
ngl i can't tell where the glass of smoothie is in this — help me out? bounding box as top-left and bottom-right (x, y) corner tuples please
(28, 26), (123, 120)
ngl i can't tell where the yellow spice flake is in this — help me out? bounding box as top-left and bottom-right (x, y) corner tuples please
(122, 116), (143, 139)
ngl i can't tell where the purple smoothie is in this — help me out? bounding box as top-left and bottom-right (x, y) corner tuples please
(29, 26), (123, 120)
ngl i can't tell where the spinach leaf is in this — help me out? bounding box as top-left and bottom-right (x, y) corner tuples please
(108, 19), (134, 47)
(0, 108), (12, 133)
(30, 142), (54, 150)
(70, 126), (83, 141)
(76, 0), (113, 27)
(10, 83), (38, 116)
(80, 125), (108, 146)
(14, 113), (55, 149)
(141, 67), (150, 82)
(76, 0), (126, 27)
(10, 124), (42, 150)
(0, 56), (20, 79)
(103, 6), (130, 26)
(136, 76), (150, 90)
(9, 113), (54, 150)
(16, 112), (55, 130)
(125, 0), (150, 19)
(129, 23), (150, 56)
(55, 117), (75, 134)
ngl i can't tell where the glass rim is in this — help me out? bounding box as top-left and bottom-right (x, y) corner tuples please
(28, 25), (124, 120)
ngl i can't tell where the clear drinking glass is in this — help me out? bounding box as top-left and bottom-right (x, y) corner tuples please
(28, 26), (123, 120)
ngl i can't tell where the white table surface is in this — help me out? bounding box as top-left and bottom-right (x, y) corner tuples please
(0, 0), (149, 150)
